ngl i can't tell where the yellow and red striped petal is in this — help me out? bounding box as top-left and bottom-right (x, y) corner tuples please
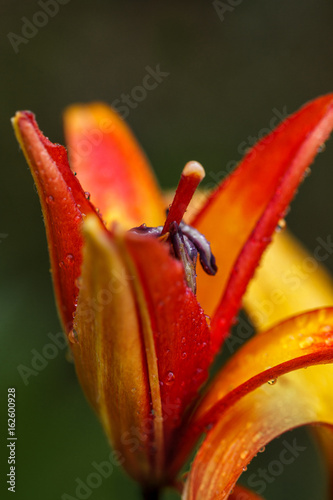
(243, 228), (333, 496)
(244, 229), (333, 331)
(12, 111), (100, 332)
(72, 216), (212, 483)
(170, 308), (333, 476)
(71, 216), (153, 483)
(191, 94), (333, 353)
(183, 363), (333, 500)
(64, 103), (165, 229)
(125, 230), (212, 455)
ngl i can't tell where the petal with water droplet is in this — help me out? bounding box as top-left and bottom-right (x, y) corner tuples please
(192, 94), (333, 354)
(12, 111), (101, 332)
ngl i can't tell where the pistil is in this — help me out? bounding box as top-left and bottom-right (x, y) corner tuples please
(162, 161), (205, 235)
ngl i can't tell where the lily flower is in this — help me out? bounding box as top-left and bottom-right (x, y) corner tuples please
(12, 94), (333, 500)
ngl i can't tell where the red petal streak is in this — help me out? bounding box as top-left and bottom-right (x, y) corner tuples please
(124, 232), (212, 470)
(171, 308), (333, 476)
(12, 111), (100, 332)
(64, 103), (165, 229)
(192, 94), (333, 353)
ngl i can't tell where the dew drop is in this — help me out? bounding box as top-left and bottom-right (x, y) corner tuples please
(320, 324), (332, 334)
(242, 466), (248, 472)
(84, 191), (91, 200)
(166, 371), (175, 385)
(46, 195), (54, 204)
(181, 352), (187, 359)
(325, 337), (333, 346)
(65, 253), (74, 265)
(267, 378), (277, 385)
(299, 336), (314, 349)
(259, 446), (266, 453)
(75, 276), (82, 288)
(240, 450), (248, 460)
(68, 329), (79, 344)
(276, 218), (286, 232)
(318, 143), (326, 153)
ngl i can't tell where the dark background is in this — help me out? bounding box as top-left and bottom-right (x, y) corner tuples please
(1, 1), (333, 499)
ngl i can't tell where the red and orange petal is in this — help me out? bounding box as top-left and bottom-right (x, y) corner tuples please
(64, 103), (165, 229)
(243, 227), (333, 497)
(12, 111), (101, 332)
(191, 94), (333, 354)
(72, 216), (212, 483)
(170, 308), (333, 476)
(183, 363), (333, 500)
(124, 229), (212, 452)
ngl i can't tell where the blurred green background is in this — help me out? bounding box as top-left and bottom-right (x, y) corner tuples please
(1, 0), (333, 499)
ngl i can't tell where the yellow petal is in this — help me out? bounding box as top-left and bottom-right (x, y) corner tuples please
(171, 308), (333, 478)
(183, 364), (333, 500)
(71, 215), (156, 483)
(244, 229), (333, 331)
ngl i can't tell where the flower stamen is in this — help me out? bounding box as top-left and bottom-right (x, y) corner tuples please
(162, 161), (205, 235)
(131, 162), (217, 293)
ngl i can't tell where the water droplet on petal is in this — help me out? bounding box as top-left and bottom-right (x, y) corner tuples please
(240, 450), (248, 460)
(75, 276), (82, 288)
(276, 218), (286, 232)
(259, 446), (266, 453)
(65, 253), (74, 265)
(68, 329), (79, 344)
(84, 191), (91, 200)
(299, 336), (314, 349)
(181, 352), (187, 359)
(318, 143), (326, 153)
(320, 324), (332, 334)
(166, 371), (175, 385)
(46, 195), (54, 204)
(267, 378), (277, 386)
